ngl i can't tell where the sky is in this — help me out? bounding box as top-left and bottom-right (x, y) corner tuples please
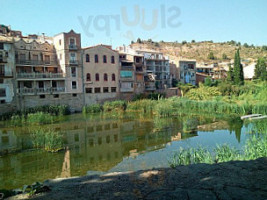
(1, 0), (266, 48)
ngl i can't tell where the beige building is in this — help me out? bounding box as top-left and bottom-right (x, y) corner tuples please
(82, 45), (119, 104)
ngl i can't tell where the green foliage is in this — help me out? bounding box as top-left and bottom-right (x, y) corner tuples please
(27, 112), (54, 125)
(103, 100), (127, 112)
(233, 49), (244, 85)
(215, 145), (240, 163)
(182, 40), (187, 45)
(243, 43), (249, 48)
(185, 84), (221, 100)
(169, 135), (267, 167)
(137, 38), (142, 43)
(31, 129), (64, 152)
(254, 57), (267, 81)
(155, 100), (173, 117)
(226, 64), (234, 82)
(191, 39), (195, 43)
(82, 104), (102, 114)
(262, 45), (267, 51)
(208, 51), (215, 60)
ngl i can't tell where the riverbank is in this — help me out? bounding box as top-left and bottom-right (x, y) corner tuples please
(8, 157), (267, 200)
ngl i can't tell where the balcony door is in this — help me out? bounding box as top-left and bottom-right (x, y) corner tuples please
(38, 81), (44, 88)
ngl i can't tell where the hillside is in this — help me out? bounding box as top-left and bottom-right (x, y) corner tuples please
(130, 40), (267, 64)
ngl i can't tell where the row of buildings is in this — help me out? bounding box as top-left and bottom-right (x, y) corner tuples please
(0, 25), (198, 114)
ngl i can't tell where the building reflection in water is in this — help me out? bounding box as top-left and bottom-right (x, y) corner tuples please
(0, 115), (203, 189)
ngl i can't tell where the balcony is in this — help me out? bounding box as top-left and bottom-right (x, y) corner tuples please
(16, 60), (57, 66)
(69, 60), (79, 65)
(18, 87), (65, 95)
(120, 87), (134, 93)
(121, 65), (133, 70)
(16, 72), (65, 80)
(0, 70), (13, 78)
(69, 44), (78, 50)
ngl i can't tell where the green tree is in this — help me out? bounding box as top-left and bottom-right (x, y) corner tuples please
(233, 49), (244, 85)
(254, 57), (267, 81)
(137, 38), (142, 43)
(182, 40), (187, 45)
(262, 46), (267, 51)
(191, 40), (195, 43)
(204, 76), (212, 87)
(222, 53), (228, 60)
(226, 64), (233, 83)
(208, 52), (215, 60)
(243, 43), (249, 48)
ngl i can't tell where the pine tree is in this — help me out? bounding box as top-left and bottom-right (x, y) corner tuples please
(233, 49), (244, 85)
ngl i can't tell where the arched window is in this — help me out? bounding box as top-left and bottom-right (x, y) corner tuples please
(86, 73), (91, 81)
(95, 54), (98, 63)
(112, 73), (116, 81)
(86, 54), (90, 62)
(104, 73), (108, 81)
(95, 73), (99, 81)
(103, 55), (107, 63)
(111, 56), (115, 64)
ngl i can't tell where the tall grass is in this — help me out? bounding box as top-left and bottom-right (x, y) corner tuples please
(169, 134), (267, 167)
(10, 112), (54, 126)
(82, 104), (102, 114)
(103, 100), (127, 112)
(31, 129), (64, 152)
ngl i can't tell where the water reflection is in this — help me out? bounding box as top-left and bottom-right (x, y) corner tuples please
(0, 114), (246, 190)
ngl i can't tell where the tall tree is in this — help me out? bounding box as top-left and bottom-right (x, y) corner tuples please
(227, 63), (233, 82)
(233, 49), (244, 85)
(254, 57), (267, 81)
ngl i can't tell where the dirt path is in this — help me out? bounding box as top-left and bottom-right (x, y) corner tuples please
(8, 158), (267, 200)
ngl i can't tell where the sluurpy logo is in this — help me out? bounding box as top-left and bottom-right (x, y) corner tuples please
(78, 4), (181, 41)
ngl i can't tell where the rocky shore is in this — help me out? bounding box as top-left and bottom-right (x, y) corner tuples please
(8, 158), (267, 200)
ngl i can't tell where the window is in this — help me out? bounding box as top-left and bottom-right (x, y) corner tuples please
(72, 81), (77, 89)
(86, 54), (90, 62)
(111, 56), (115, 64)
(72, 93), (77, 97)
(86, 88), (92, 93)
(94, 87), (101, 93)
(59, 39), (61, 45)
(0, 88), (6, 97)
(95, 73), (99, 81)
(70, 38), (75, 45)
(0, 79), (3, 83)
(136, 57), (140, 63)
(95, 54), (98, 63)
(103, 87), (109, 93)
(0, 100), (5, 104)
(104, 73), (108, 81)
(71, 67), (76, 77)
(44, 55), (50, 64)
(20, 54), (26, 60)
(0, 65), (4, 76)
(188, 64), (195, 69)
(53, 94), (59, 98)
(106, 136), (110, 144)
(0, 53), (2, 62)
(111, 87), (116, 93)
(0, 43), (3, 50)
(112, 73), (116, 81)
(86, 73), (91, 81)
(39, 95), (45, 99)
(103, 55), (107, 63)
(52, 81), (57, 88)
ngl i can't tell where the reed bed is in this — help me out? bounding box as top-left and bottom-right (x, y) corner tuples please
(169, 134), (267, 167)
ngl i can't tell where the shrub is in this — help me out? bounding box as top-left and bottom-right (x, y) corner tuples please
(103, 100), (127, 112)
(82, 104), (102, 114)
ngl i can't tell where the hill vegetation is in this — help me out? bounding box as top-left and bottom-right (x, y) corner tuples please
(131, 39), (267, 63)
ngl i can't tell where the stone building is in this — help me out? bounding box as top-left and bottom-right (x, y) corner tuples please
(82, 45), (120, 104)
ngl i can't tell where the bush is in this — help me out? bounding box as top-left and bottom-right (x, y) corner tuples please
(103, 100), (127, 112)
(82, 104), (102, 114)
